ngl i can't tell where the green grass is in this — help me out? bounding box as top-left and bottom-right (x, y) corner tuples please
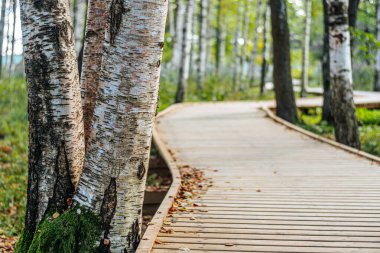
(0, 77), (28, 236)
(299, 107), (380, 157)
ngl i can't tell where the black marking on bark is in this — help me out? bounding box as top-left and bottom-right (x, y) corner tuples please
(156, 60), (161, 68)
(54, 20), (74, 57)
(137, 161), (146, 180)
(329, 2), (348, 26)
(45, 140), (75, 215)
(158, 42), (165, 48)
(33, 0), (59, 11)
(98, 178), (117, 253)
(109, 0), (128, 46)
(126, 219), (140, 251)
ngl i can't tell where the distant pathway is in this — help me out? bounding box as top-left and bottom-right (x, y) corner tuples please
(138, 92), (380, 253)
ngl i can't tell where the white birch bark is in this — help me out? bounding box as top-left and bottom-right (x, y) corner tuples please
(232, 2), (242, 90)
(241, 0), (250, 79)
(74, 0), (168, 251)
(327, 0), (360, 149)
(171, 0), (185, 68)
(168, 0), (175, 39)
(197, 0), (209, 90)
(176, 0), (194, 103)
(248, 0), (263, 86)
(0, 0), (7, 78)
(20, 0), (84, 235)
(9, 0), (16, 73)
(375, 0), (380, 91)
(190, 3), (198, 75)
(300, 0), (312, 97)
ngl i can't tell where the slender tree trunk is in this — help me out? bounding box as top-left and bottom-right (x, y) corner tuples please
(348, 0), (360, 57)
(269, 0), (298, 123)
(241, 0), (249, 82)
(205, 1), (212, 75)
(168, 0), (175, 39)
(260, 2), (270, 96)
(248, 0), (263, 87)
(175, 0), (194, 103)
(190, 3), (198, 75)
(0, 0), (7, 79)
(20, 0), (84, 238)
(215, 0), (223, 76)
(4, 0), (10, 70)
(300, 0), (311, 98)
(197, 0), (208, 90)
(9, 0), (16, 74)
(374, 0), (380, 91)
(171, 0), (185, 68)
(232, 2), (242, 90)
(327, 0), (360, 149)
(80, 0), (111, 146)
(322, 0), (334, 123)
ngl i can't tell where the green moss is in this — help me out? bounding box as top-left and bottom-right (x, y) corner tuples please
(15, 206), (101, 253)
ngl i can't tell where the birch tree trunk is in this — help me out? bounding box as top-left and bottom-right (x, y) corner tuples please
(327, 0), (360, 149)
(348, 0), (359, 57)
(4, 0), (10, 70)
(248, 0), (262, 87)
(20, 0), (84, 238)
(176, 0), (194, 103)
(322, 0), (334, 123)
(197, 0), (208, 90)
(260, 2), (270, 96)
(190, 4), (198, 75)
(374, 0), (380, 91)
(80, 0), (111, 145)
(215, 0), (222, 76)
(9, 0), (16, 74)
(300, 0), (311, 98)
(171, 0), (185, 68)
(0, 0), (7, 79)
(241, 0), (249, 81)
(232, 2), (242, 90)
(168, 0), (175, 39)
(74, 1), (168, 251)
(270, 0), (298, 123)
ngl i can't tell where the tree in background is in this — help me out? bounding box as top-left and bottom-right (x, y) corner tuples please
(176, 0), (194, 103)
(0, 0), (7, 79)
(300, 0), (312, 98)
(9, 0), (17, 74)
(172, 0), (185, 69)
(248, 0), (263, 87)
(327, 0), (360, 149)
(374, 0), (380, 91)
(260, 1), (270, 96)
(232, 1), (242, 90)
(197, 0), (209, 91)
(322, 0), (334, 123)
(269, 0), (298, 123)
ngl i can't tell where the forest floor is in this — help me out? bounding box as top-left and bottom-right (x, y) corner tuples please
(299, 107), (380, 157)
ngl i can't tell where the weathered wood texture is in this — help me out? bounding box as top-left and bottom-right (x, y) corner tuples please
(138, 94), (380, 253)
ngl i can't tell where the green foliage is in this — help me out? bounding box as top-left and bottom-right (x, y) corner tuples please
(0, 78), (28, 236)
(15, 206), (101, 253)
(298, 108), (380, 157)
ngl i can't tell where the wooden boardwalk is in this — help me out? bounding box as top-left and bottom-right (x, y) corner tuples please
(138, 97), (380, 253)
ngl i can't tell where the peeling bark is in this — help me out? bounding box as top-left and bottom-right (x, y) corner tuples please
(248, 0), (263, 87)
(269, 0), (298, 123)
(20, 0), (84, 237)
(80, 0), (112, 146)
(74, 0), (168, 251)
(175, 0), (194, 103)
(327, 0), (360, 149)
(300, 0), (311, 98)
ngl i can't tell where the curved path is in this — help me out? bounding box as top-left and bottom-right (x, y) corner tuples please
(138, 93), (380, 253)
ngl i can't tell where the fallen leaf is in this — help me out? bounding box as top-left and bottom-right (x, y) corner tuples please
(52, 212), (60, 219)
